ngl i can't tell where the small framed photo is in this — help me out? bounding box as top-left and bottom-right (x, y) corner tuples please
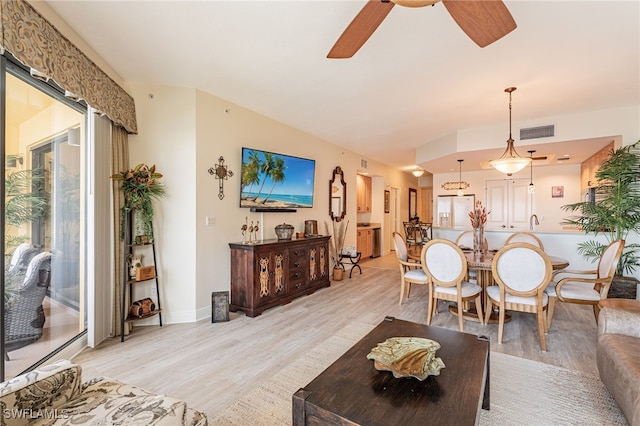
(552, 186), (564, 198)
(384, 190), (390, 213)
(211, 291), (230, 323)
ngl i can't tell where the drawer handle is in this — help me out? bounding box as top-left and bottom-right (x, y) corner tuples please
(295, 283), (302, 289)
(294, 262), (301, 267)
(293, 272), (301, 278)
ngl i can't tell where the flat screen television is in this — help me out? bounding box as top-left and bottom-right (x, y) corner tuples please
(240, 147), (315, 209)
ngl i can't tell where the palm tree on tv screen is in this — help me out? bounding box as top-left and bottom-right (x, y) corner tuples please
(261, 157), (286, 204)
(241, 150), (262, 200)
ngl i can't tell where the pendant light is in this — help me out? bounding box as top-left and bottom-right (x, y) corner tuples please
(489, 87), (531, 175)
(457, 159), (464, 196)
(528, 150), (536, 194)
(412, 168), (425, 178)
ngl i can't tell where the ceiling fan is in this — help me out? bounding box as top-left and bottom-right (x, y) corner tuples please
(327, 0), (517, 59)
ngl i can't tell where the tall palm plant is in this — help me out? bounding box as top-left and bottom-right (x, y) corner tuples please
(561, 140), (640, 275)
(5, 169), (49, 251)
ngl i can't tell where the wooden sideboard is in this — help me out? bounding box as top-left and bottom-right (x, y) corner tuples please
(229, 236), (331, 317)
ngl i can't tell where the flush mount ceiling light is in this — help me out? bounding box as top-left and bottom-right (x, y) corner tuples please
(457, 159), (465, 196)
(490, 87), (531, 175)
(412, 168), (425, 178)
(528, 150), (536, 194)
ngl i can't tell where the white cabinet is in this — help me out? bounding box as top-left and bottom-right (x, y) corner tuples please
(485, 179), (531, 231)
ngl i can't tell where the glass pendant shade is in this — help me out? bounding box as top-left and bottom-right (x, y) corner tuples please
(412, 169), (425, 178)
(528, 183), (536, 194)
(490, 139), (531, 175)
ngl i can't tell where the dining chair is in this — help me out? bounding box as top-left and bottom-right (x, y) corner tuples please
(421, 239), (484, 332)
(505, 232), (544, 250)
(393, 231), (428, 305)
(455, 230), (488, 283)
(545, 239), (624, 329)
(455, 230), (488, 251)
(419, 222), (433, 243)
(402, 222), (419, 246)
(487, 243), (553, 351)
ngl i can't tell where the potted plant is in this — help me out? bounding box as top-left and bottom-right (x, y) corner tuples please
(561, 140), (640, 297)
(111, 163), (167, 241)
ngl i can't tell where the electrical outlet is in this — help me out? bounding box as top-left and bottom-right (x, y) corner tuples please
(206, 216), (215, 226)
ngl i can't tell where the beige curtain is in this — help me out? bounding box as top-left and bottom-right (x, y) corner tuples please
(112, 126), (129, 337)
(0, 0), (137, 133)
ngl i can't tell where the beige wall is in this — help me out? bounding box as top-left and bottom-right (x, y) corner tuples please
(126, 83), (417, 322)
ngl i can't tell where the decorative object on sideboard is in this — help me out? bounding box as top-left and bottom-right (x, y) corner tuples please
(366, 337), (445, 381)
(489, 87), (531, 175)
(208, 156), (234, 200)
(211, 291), (230, 323)
(305, 220), (318, 237)
(275, 223), (294, 241)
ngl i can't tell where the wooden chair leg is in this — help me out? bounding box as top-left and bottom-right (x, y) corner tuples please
(498, 303), (505, 344)
(475, 294), (484, 324)
(537, 306), (547, 352)
(399, 279), (406, 305)
(593, 303), (601, 323)
(426, 293), (434, 325)
(456, 295), (464, 332)
(546, 296), (556, 331)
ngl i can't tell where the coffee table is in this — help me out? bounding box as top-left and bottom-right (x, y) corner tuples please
(293, 317), (489, 425)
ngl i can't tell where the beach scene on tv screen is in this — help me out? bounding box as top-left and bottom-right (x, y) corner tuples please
(240, 148), (315, 208)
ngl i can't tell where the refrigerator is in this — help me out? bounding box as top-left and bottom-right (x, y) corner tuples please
(436, 195), (475, 228)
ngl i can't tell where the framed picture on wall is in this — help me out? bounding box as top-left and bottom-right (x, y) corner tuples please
(384, 190), (390, 213)
(552, 186), (564, 198)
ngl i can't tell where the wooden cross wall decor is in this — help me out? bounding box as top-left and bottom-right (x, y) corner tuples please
(208, 156), (234, 199)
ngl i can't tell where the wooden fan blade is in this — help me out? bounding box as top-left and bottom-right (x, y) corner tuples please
(442, 0), (516, 47)
(327, 0), (395, 59)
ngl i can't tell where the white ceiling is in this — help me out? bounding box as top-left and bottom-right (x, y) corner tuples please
(42, 0), (639, 173)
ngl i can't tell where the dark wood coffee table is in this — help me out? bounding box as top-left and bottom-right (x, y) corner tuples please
(293, 317), (489, 425)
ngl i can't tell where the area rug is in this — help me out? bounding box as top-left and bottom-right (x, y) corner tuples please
(209, 322), (626, 425)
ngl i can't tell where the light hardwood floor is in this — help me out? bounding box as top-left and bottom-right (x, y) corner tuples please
(72, 253), (599, 418)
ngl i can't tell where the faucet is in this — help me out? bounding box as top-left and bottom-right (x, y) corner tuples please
(529, 214), (539, 230)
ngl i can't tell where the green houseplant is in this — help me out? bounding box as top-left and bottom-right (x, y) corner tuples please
(111, 163), (167, 241)
(561, 140), (640, 277)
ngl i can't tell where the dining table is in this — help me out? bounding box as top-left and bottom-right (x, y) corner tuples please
(407, 246), (570, 323)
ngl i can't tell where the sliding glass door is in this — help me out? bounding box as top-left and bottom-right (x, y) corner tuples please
(2, 56), (87, 379)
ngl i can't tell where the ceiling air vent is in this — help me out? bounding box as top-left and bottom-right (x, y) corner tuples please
(360, 159), (368, 169)
(520, 124), (555, 140)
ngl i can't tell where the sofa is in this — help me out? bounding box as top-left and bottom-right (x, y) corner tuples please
(597, 304), (640, 425)
(0, 359), (207, 425)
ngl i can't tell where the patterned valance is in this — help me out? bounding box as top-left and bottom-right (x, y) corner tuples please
(0, 0), (137, 134)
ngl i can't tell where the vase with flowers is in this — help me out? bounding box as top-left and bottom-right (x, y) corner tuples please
(468, 200), (490, 255)
(111, 163), (167, 241)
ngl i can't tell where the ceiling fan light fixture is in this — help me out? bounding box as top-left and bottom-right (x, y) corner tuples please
(392, 0), (438, 8)
(490, 87), (531, 176)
